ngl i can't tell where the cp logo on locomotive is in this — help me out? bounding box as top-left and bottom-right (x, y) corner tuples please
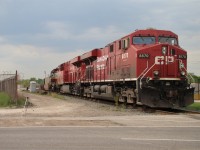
(155, 56), (174, 65)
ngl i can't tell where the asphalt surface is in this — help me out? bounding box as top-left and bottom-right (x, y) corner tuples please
(0, 126), (200, 150)
(1, 92), (199, 149)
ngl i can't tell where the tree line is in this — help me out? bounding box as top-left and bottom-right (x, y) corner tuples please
(19, 78), (44, 88)
(188, 73), (200, 83)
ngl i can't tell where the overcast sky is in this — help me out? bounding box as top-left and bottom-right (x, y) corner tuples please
(0, 0), (200, 79)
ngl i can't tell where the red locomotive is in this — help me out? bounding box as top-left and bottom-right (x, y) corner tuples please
(44, 29), (194, 108)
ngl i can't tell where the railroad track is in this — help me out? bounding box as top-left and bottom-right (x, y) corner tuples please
(59, 93), (200, 115)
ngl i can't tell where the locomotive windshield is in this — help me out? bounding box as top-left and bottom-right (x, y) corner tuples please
(133, 36), (155, 45)
(158, 37), (178, 45)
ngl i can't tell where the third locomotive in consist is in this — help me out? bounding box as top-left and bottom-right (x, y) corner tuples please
(44, 29), (194, 108)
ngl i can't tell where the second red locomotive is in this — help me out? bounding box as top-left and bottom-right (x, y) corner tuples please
(44, 29), (194, 108)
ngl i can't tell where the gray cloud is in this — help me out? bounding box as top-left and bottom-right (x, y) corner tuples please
(0, 0), (200, 78)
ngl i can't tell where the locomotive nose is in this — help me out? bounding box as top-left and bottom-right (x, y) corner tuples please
(155, 44), (187, 78)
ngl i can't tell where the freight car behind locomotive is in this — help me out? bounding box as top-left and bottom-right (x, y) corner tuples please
(44, 29), (194, 108)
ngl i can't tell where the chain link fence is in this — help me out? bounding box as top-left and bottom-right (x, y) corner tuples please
(0, 71), (18, 102)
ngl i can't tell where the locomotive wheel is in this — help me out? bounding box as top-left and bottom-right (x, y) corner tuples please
(132, 98), (137, 108)
(123, 97), (127, 109)
(114, 95), (119, 107)
(117, 96), (127, 109)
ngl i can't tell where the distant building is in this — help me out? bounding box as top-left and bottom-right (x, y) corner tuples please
(29, 81), (36, 92)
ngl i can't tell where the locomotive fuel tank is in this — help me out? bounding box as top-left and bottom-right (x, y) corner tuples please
(60, 85), (71, 94)
(92, 85), (114, 100)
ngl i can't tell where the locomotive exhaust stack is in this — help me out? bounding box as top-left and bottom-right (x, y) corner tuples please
(44, 29), (194, 109)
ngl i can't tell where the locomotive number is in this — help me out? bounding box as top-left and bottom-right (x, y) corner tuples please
(138, 53), (150, 58)
(155, 56), (174, 65)
(178, 54), (187, 59)
(122, 53), (128, 59)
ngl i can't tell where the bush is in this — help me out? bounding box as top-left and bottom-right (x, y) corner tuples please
(16, 96), (26, 107)
(0, 92), (11, 107)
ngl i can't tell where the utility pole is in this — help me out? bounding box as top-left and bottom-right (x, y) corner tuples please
(198, 78), (200, 100)
(15, 70), (18, 103)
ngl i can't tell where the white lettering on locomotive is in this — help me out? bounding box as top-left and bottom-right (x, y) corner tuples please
(122, 53), (128, 59)
(155, 56), (174, 65)
(97, 55), (108, 62)
(97, 64), (105, 70)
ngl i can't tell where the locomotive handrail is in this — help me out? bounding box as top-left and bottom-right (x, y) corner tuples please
(183, 66), (195, 84)
(139, 62), (156, 89)
(178, 59), (195, 83)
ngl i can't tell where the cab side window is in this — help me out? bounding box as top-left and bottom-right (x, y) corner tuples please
(110, 44), (114, 52)
(122, 38), (130, 50)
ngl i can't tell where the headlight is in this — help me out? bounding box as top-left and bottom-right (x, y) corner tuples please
(181, 71), (186, 76)
(162, 46), (167, 55)
(153, 70), (159, 76)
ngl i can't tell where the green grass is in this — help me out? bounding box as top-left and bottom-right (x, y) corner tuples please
(0, 92), (26, 108)
(186, 102), (200, 111)
(0, 92), (11, 107)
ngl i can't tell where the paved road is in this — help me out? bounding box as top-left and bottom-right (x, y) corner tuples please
(0, 126), (199, 150)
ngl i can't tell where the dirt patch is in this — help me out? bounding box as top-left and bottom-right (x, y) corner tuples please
(0, 92), (143, 127)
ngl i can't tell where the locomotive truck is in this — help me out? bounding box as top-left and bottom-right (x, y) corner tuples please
(44, 29), (194, 108)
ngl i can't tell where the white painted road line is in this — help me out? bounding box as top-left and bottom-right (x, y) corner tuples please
(1, 126), (200, 129)
(121, 138), (200, 142)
